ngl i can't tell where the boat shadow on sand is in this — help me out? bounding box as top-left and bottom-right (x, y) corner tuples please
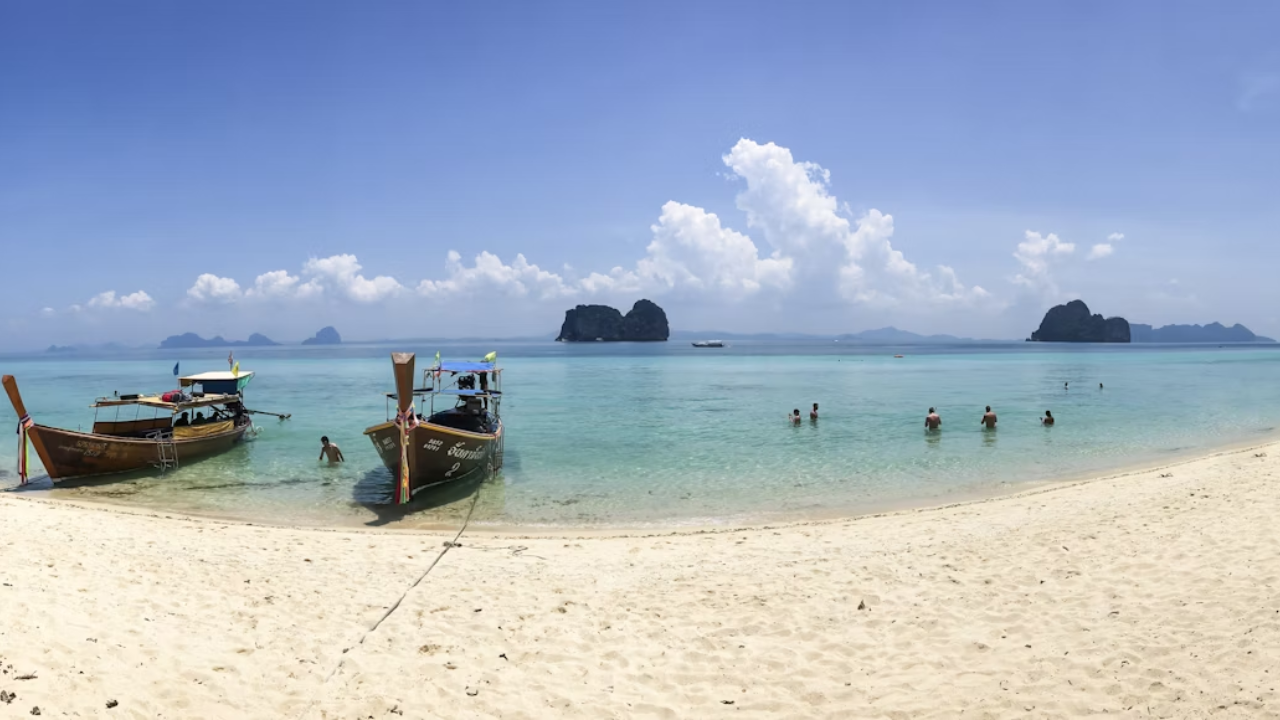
(353, 465), (503, 527)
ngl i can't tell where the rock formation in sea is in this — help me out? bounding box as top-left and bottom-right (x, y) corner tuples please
(301, 326), (343, 346)
(159, 333), (281, 349)
(1129, 322), (1274, 343)
(1029, 300), (1130, 343)
(556, 300), (670, 342)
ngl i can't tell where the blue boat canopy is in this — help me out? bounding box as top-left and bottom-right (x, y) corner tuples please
(436, 361), (497, 374)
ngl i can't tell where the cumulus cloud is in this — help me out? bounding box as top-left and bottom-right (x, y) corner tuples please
(83, 290), (155, 311)
(173, 139), (989, 323)
(722, 139), (987, 306)
(187, 274), (242, 303)
(184, 255), (401, 304)
(301, 254), (403, 302)
(247, 270), (303, 298)
(418, 251), (574, 299)
(1012, 231), (1075, 296)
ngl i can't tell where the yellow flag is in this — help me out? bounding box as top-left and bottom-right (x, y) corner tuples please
(231, 361), (240, 377)
(482, 351), (497, 363)
(434, 351), (441, 367)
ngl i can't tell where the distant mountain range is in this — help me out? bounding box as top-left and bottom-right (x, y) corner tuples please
(158, 332), (281, 349)
(1130, 322), (1274, 343)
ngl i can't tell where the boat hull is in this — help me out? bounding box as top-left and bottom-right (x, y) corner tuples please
(28, 421), (250, 481)
(365, 420), (504, 499)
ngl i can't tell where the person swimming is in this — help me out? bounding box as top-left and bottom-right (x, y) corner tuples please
(980, 406), (997, 429)
(810, 403), (819, 421)
(1041, 410), (1055, 425)
(925, 407), (941, 430)
(790, 409), (802, 424)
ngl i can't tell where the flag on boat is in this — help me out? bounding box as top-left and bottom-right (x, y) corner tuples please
(434, 351), (441, 378)
(173, 362), (180, 377)
(231, 361), (240, 378)
(227, 351), (234, 370)
(483, 351), (497, 363)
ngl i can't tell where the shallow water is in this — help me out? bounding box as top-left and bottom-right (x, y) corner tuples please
(2, 341), (1278, 528)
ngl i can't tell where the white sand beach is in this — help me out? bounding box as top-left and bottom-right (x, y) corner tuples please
(1, 444), (1278, 719)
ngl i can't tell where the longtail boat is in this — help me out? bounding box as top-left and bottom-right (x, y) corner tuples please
(3, 370), (254, 484)
(363, 353), (504, 504)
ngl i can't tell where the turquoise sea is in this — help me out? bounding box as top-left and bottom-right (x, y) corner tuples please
(2, 342), (1278, 529)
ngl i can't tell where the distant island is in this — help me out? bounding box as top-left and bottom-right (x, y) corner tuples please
(159, 332), (281, 349)
(556, 300), (669, 342)
(1029, 300), (1130, 343)
(301, 326), (342, 345)
(45, 345), (77, 354)
(1130, 322), (1275, 343)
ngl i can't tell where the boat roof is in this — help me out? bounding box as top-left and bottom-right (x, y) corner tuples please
(434, 361), (497, 374)
(92, 392), (242, 412)
(179, 371), (254, 386)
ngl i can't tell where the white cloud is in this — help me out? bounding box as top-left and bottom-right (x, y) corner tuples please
(120, 140), (995, 332)
(187, 274), (242, 303)
(635, 201), (792, 297)
(247, 270), (301, 298)
(1012, 231), (1075, 296)
(184, 257), (401, 304)
(1087, 244), (1114, 260)
(1087, 232), (1124, 261)
(84, 290), (155, 311)
(418, 250), (575, 299)
(302, 254), (403, 302)
(721, 139), (987, 306)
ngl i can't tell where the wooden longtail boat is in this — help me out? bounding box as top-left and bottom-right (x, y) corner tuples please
(2, 371), (254, 483)
(363, 353), (504, 504)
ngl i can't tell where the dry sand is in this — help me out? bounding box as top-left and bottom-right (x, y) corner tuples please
(1, 444), (1279, 719)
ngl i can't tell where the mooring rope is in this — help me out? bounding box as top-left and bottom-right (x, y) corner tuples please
(296, 487), (483, 719)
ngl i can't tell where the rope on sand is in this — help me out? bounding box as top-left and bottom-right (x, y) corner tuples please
(297, 488), (482, 719)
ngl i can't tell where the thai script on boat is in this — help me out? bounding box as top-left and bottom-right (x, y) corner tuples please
(446, 442), (485, 461)
(424, 439), (444, 452)
(60, 440), (108, 458)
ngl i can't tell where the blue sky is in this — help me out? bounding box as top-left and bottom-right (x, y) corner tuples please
(2, 1), (1278, 349)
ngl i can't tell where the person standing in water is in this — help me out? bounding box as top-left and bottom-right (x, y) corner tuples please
(789, 409), (802, 425)
(1041, 410), (1055, 425)
(318, 436), (345, 463)
(980, 406), (997, 429)
(925, 407), (941, 430)
(810, 403), (819, 421)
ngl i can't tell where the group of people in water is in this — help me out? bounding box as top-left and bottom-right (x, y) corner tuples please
(792, 405), (1056, 428)
(790, 382), (1100, 428)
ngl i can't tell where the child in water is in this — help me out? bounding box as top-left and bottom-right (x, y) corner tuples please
(790, 409), (802, 424)
(1041, 410), (1055, 426)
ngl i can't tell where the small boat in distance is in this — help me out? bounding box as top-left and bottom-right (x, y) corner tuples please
(364, 353), (505, 504)
(2, 370), (254, 483)
(692, 340), (725, 348)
